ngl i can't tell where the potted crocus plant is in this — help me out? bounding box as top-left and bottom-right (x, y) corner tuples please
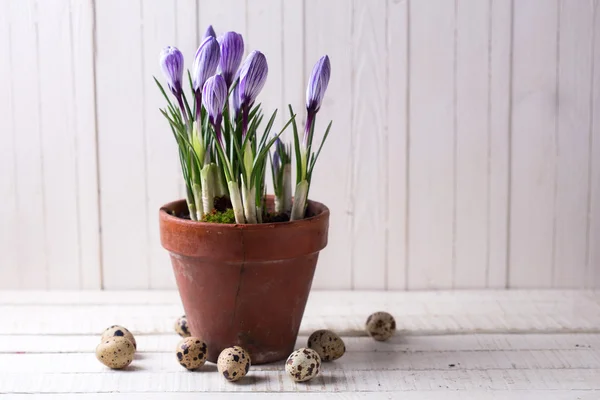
(158, 26), (332, 364)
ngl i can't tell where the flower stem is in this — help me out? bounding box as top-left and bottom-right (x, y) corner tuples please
(256, 205), (263, 224)
(185, 185), (197, 221)
(201, 163), (217, 215)
(190, 158), (203, 220)
(282, 164), (292, 213)
(275, 164), (292, 214)
(303, 111), (314, 148)
(242, 104), (249, 139)
(192, 182), (203, 221)
(176, 95), (189, 126)
(243, 144), (253, 184)
(227, 181), (245, 224)
(195, 90), (202, 122)
(290, 180), (309, 221)
(241, 179), (257, 224)
(214, 165), (227, 197)
(215, 123), (223, 147)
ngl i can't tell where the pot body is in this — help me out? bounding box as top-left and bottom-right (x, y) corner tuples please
(159, 198), (329, 364)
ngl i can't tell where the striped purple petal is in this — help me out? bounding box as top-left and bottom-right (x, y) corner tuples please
(202, 74), (228, 125)
(159, 46), (184, 95)
(218, 32), (244, 88)
(238, 50), (268, 108)
(306, 55), (331, 113)
(192, 37), (220, 92)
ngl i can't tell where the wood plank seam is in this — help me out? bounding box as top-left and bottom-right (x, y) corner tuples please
(67, 2), (84, 289)
(384, 0), (390, 290)
(485, 0), (492, 288)
(91, 0), (105, 289)
(140, 0), (151, 290)
(405, 0), (411, 291)
(585, 0), (598, 286)
(451, 0), (458, 289)
(505, 0), (515, 289)
(349, 0), (356, 290)
(34, 0), (50, 289)
(550, 0), (560, 285)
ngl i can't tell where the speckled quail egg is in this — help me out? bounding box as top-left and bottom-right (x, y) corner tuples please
(96, 336), (135, 369)
(100, 325), (137, 350)
(217, 346), (251, 382)
(307, 329), (345, 361)
(285, 348), (321, 382)
(175, 337), (208, 370)
(174, 315), (191, 337)
(365, 311), (396, 341)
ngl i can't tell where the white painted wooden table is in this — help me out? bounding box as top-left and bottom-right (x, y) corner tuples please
(1, 290), (599, 399)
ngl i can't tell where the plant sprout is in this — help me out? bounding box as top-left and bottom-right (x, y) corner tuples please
(271, 138), (292, 214)
(290, 55), (332, 221)
(156, 26), (332, 224)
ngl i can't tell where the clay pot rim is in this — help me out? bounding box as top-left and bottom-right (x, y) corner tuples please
(159, 196), (330, 231)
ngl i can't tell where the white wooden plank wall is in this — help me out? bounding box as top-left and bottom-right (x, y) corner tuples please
(455, 0), (495, 288)
(510, 0), (558, 288)
(0, 0), (100, 289)
(351, 0), (387, 289)
(0, 0), (599, 290)
(409, 0), (456, 289)
(554, 0), (596, 288)
(386, 0), (409, 290)
(488, 0), (512, 288)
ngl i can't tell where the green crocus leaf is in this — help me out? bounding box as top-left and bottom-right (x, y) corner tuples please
(289, 105), (302, 185)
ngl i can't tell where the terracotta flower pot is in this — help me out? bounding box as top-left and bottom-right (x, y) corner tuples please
(159, 197), (329, 364)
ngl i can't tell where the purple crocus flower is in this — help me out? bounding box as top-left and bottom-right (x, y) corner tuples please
(306, 55), (331, 114)
(192, 37), (220, 92)
(238, 50), (268, 109)
(204, 25), (216, 39)
(159, 46), (184, 96)
(202, 74), (228, 142)
(192, 37), (220, 118)
(160, 46), (188, 123)
(303, 55), (331, 145)
(218, 32), (244, 88)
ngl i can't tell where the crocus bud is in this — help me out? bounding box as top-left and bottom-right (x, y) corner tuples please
(192, 37), (221, 93)
(306, 55), (331, 114)
(204, 25), (216, 39)
(159, 46), (184, 96)
(202, 74), (228, 131)
(218, 32), (244, 88)
(272, 138), (282, 177)
(238, 50), (268, 108)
